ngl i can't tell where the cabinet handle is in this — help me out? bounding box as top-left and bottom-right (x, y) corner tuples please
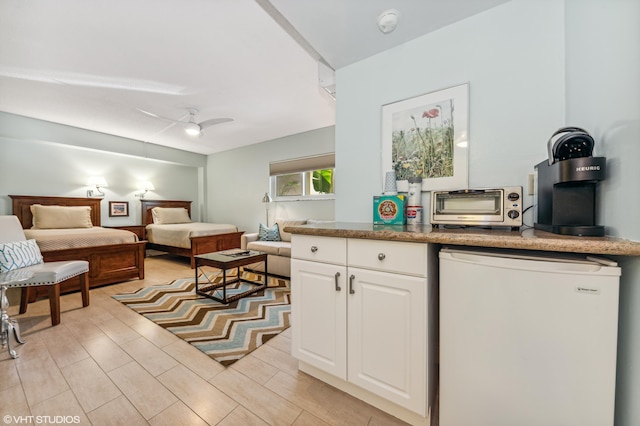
(378, 253), (386, 261)
(334, 272), (341, 291)
(349, 274), (355, 294)
(310, 246), (318, 253)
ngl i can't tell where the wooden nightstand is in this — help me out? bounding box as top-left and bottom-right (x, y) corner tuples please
(107, 225), (146, 240)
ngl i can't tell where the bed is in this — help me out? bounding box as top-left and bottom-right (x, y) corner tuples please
(10, 195), (146, 298)
(141, 199), (243, 268)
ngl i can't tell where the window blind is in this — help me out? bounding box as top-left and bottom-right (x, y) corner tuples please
(269, 153), (335, 176)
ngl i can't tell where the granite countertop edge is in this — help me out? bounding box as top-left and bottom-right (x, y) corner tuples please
(283, 222), (640, 257)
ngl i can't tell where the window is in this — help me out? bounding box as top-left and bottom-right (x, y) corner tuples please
(269, 154), (335, 200)
(274, 173), (303, 196)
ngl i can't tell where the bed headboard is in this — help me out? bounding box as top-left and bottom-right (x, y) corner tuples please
(9, 195), (103, 229)
(140, 199), (192, 226)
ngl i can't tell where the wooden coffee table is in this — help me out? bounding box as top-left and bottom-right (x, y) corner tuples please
(194, 249), (268, 304)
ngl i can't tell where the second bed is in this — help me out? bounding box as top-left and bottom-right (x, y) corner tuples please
(141, 199), (243, 267)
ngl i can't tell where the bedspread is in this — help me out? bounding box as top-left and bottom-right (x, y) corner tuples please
(146, 222), (238, 249)
(25, 227), (139, 252)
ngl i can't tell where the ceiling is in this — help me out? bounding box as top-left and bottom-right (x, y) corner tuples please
(0, 0), (509, 156)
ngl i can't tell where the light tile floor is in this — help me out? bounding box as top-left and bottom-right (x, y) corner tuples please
(0, 255), (410, 426)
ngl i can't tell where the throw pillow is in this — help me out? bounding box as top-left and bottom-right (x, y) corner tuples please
(0, 239), (44, 273)
(258, 223), (281, 241)
(275, 219), (307, 242)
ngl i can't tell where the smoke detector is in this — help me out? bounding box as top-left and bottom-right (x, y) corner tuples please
(377, 9), (400, 34)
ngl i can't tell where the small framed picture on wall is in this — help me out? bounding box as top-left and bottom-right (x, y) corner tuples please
(109, 201), (129, 217)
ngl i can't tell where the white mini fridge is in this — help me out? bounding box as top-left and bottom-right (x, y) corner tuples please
(439, 247), (621, 426)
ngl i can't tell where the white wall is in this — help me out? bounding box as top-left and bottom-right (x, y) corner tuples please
(206, 126), (335, 234)
(335, 0), (566, 222)
(335, 0), (640, 424)
(564, 1), (640, 425)
(564, 0), (640, 240)
(0, 112), (206, 224)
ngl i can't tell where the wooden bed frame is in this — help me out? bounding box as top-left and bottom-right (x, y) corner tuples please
(141, 199), (243, 268)
(10, 195), (146, 297)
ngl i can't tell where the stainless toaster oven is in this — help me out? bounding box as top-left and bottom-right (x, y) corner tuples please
(430, 187), (523, 229)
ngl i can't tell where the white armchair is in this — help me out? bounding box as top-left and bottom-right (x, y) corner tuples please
(0, 215), (89, 358)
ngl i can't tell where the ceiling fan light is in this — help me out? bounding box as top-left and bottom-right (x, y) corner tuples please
(184, 122), (201, 136)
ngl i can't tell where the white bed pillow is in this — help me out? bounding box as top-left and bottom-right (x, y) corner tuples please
(152, 207), (192, 224)
(31, 204), (93, 229)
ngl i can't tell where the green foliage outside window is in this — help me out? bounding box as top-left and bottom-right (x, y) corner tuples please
(276, 174), (302, 196)
(312, 169), (333, 194)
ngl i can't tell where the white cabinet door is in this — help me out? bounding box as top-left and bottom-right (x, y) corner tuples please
(291, 258), (347, 379)
(347, 267), (427, 416)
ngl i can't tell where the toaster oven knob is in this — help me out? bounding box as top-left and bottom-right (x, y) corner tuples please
(508, 210), (520, 219)
(507, 192), (520, 201)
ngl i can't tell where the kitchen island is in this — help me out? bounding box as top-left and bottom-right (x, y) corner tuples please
(285, 222), (640, 426)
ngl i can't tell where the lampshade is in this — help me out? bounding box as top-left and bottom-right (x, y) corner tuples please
(87, 176), (108, 188)
(139, 181), (155, 191)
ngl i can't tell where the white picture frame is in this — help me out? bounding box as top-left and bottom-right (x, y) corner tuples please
(381, 83), (469, 192)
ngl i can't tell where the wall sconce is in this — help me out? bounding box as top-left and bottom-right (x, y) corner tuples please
(136, 181), (155, 199)
(261, 192), (272, 225)
(86, 176), (108, 197)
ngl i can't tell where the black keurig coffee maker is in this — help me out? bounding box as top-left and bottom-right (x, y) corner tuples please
(534, 127), (606, 236)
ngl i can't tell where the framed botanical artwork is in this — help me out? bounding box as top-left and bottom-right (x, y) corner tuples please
(381, 83), (469, 192)
(109, 201), (129, 217)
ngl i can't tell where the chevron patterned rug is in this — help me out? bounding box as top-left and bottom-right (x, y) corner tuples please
(112, 270), (290, 366)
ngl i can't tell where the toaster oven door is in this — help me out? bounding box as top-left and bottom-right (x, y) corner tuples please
(432, 190), (503, 223)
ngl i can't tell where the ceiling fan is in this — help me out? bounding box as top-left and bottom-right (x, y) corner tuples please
(138, 107), (233, 136)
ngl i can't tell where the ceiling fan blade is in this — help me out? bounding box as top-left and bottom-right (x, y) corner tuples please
(198, 117), (234, 130)
(147, 121), (179, 139)
(137, 108), (188, 125)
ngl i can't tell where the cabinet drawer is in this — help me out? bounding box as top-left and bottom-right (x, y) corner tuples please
(292, 235), (347, 265)
(348, 239), (427, 277)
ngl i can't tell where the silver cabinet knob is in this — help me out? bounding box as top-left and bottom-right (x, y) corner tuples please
(310, 246), (318, 253)
(378, 253), (386, 261)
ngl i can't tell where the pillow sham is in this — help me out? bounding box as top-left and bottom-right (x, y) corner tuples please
(0, 239), (44, 272)
(152, 207), (192, 224)
(31, 204), (93, 229)
(258, 223), (281, 241)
